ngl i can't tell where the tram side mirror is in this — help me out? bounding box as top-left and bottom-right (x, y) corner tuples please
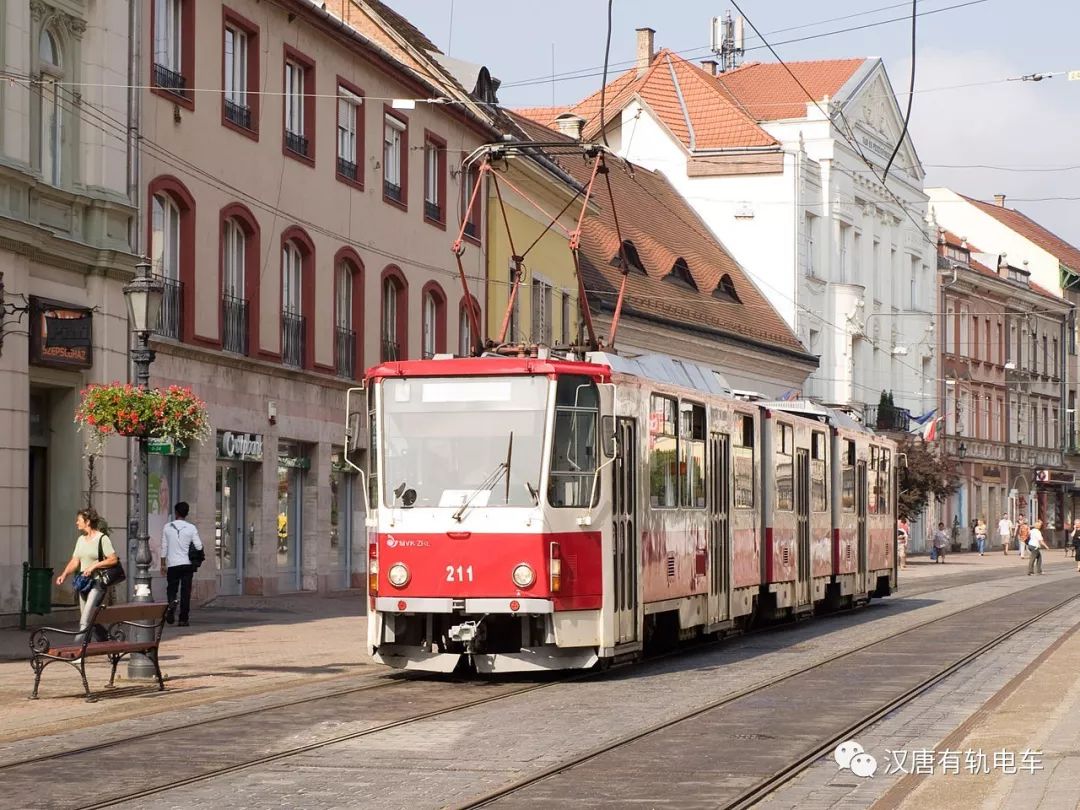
(346, 411), (364, 454)
(602, 415), (616, 458)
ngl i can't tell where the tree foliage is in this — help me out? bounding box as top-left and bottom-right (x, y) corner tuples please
(896, 435), (959, 521)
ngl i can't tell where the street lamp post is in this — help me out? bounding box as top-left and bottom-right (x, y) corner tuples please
(123, 259), (163, 680)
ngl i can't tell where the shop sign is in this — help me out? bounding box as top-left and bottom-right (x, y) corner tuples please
(217, 430), (263, 462)
(982, 465), (1002, 482)
(278, 454), (311, 470)
(1035, 469), (1074, 485)
(28, 296), (92, 369)
(149, 438), (189, 457)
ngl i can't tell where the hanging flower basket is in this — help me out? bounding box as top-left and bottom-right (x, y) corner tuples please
(75, 382), (211, 451)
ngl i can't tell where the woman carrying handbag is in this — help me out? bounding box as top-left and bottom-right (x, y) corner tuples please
(54, 508), (124, 643)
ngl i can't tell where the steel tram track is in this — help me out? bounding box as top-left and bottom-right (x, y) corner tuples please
(9, 565), (1057, 808)
(451, 583), (1080, 810)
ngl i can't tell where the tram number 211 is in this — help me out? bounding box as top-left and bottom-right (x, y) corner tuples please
(446, 565), (474, 582)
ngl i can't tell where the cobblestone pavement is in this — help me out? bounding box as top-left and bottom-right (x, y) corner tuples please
(101, 562), (1077, 809)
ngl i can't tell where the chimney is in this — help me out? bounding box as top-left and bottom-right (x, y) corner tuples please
(994, 194), (1006, 207)
(636, 27), (655, 76)
(701, 59), (718, 76)
(554, 113), (586, 141)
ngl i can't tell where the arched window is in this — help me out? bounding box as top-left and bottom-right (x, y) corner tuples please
(459, 297), (479, 356)
(221, 217), (246, 353)
(421, 283), (446, 359)
(668, 257), (696, 289)
(381, 269), (408, 361)
(714, 273), (742, 303)
(152, 193), (182, 338)
(281, 239), (304, 367)
(335, 258), (359, 378)
(39, 29), (63, 186)
(612, 239), (645, 274)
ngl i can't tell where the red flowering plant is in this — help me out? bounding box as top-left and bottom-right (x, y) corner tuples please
(75, 382), (211, 452)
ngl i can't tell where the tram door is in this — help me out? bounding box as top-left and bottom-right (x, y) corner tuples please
(795, 447), (811, 606)
(708, 432), (731, 623)
(612, 417), (639, 644)
(856, 461), (868, 594)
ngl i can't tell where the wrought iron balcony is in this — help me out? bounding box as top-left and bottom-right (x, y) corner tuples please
(381, 338), (400, 362)
(153, 63), (187, 97)
(335, 326), (356, 379)
(222, 295), (249, 355)
(284, 130), (309, 158)
(424, 200), (442, 222)
(337, 157), (358, 182)
(154, 275), (183, 340)
(384, 180), (402, 203)
(282, 311), (305, 367)
(864, 404), (911, 433)
(224, 99), (252, 130)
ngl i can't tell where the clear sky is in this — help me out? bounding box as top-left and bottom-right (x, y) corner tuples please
(386, 0), (1080, 245)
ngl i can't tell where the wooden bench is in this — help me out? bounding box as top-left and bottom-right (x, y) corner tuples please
(29, 602), (170, 702)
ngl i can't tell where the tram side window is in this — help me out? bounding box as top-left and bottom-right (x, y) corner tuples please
(811, 430), (827, 512)
(733, 413), (755, 509)
(649, 394), (678, 508)
(841, 439), (855, 512)
(775, 422), (794, 511)
(877, 448), (890, 514)
(868, 446), (879, 515)
(368, 387), (379, 508)
(680, 402), (706, 508)
(548, 376), (600, 508)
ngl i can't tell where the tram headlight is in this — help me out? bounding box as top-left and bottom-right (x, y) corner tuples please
(512, 563), (535, 589)
(388, 563), (410, 588)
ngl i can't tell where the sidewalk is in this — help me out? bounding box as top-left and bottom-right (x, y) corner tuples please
(899, 545), (1076, 584)
(0, 592), (376, 744)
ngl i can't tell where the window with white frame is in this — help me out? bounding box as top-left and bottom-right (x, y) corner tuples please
(222, 218), (245, 298)
(423, 136), (444, 221)
(154, 0), (182, 74)
(224, 26), (247, 108)
(336, 264), (352, 331)
(384, 114), (405, 198)
(422, 291), (439, 358)
(531, 276), (553, 344)
(39, 29), (63, 186)
(282, 241), (302, 315)
(458, 303), (474, 356)
(337, 87), (361, 179)
(284, 61), (305, 140)
(152, 194), (180, 281)
(381, 276), (401, 360)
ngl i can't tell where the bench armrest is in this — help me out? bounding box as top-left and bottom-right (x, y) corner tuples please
(29, 627), (82, 655)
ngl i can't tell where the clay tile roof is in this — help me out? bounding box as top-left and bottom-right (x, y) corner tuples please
(960, 195), (1080, 275)
(514, 106), (565, 127)
(710, 58), (866, 120)
(509, 117), (804, 354)
(361, 0), (442, 55)
(514, 50), (777, 152)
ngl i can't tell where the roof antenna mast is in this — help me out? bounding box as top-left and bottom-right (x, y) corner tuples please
(710, 11), (744, 73)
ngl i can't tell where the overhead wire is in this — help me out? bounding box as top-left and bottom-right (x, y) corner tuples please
(882, 0), (917, 183)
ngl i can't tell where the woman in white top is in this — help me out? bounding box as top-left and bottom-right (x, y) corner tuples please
(55, 508), (118, 642)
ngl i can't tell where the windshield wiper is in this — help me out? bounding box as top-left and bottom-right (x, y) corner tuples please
(452, 432), (513, 522)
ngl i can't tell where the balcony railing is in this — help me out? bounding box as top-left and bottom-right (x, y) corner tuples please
(337, 157), (358, 182)
(222, 295), (249, 355)
(284, 130), (309, 158)
(153, 63), (187, 97)
(381, 338), (400, 362)
(224, 99), (252, 130)
(282, 311), (305, 367)
(424, 200), (442, 222)
(335, 326), (356, 378)
(384, 180), (402, 203)
(864, 404), (911, 433)
(155, 275), (184, 340)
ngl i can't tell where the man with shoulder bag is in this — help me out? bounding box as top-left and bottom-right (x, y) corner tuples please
(160, 501), (204, 626)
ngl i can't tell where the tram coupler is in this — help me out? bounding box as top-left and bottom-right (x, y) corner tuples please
(449, 620), (483, 654)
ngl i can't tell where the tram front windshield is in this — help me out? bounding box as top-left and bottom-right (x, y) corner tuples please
(381, 376), (548, 508)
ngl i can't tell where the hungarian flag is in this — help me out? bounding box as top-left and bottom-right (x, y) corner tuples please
(922, 416), (943, 442)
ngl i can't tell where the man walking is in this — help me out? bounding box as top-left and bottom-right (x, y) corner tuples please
(1027, 519), (1049, 575)
(160, 501), (203, 626)
(1017, 518), (1030, 559)
(997, 513), (1012, 555)
(932, 522), (949, 563)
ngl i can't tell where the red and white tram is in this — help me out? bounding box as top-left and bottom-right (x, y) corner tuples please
(347, 351), (897, 674)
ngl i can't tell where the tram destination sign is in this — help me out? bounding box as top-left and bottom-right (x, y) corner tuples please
(217, 430), (263, 462)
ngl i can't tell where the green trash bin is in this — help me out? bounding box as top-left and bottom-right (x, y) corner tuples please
(21, 562), (54, 630)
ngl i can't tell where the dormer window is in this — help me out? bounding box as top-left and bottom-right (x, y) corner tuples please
(713, 274), (741, 303)
(667, 257), (696, 289)
(612, 239), (645, 274)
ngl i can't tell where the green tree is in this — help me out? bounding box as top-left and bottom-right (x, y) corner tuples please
(897, 435), (959, 521)
(877, 390), (896, 430)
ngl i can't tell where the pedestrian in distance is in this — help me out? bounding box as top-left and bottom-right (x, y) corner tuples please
(1016, 517), (1030, 559)
(53, 508), (118, 644)
(1027, 519), (1049, 576)
(975, 518), (987, 556)
(998, 513), (1012, 555)
(897, 519), (909, 570)
(160, 501), (204, 626)
(1071, 519), (1080, 573)
(932, 522), (949, 563)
